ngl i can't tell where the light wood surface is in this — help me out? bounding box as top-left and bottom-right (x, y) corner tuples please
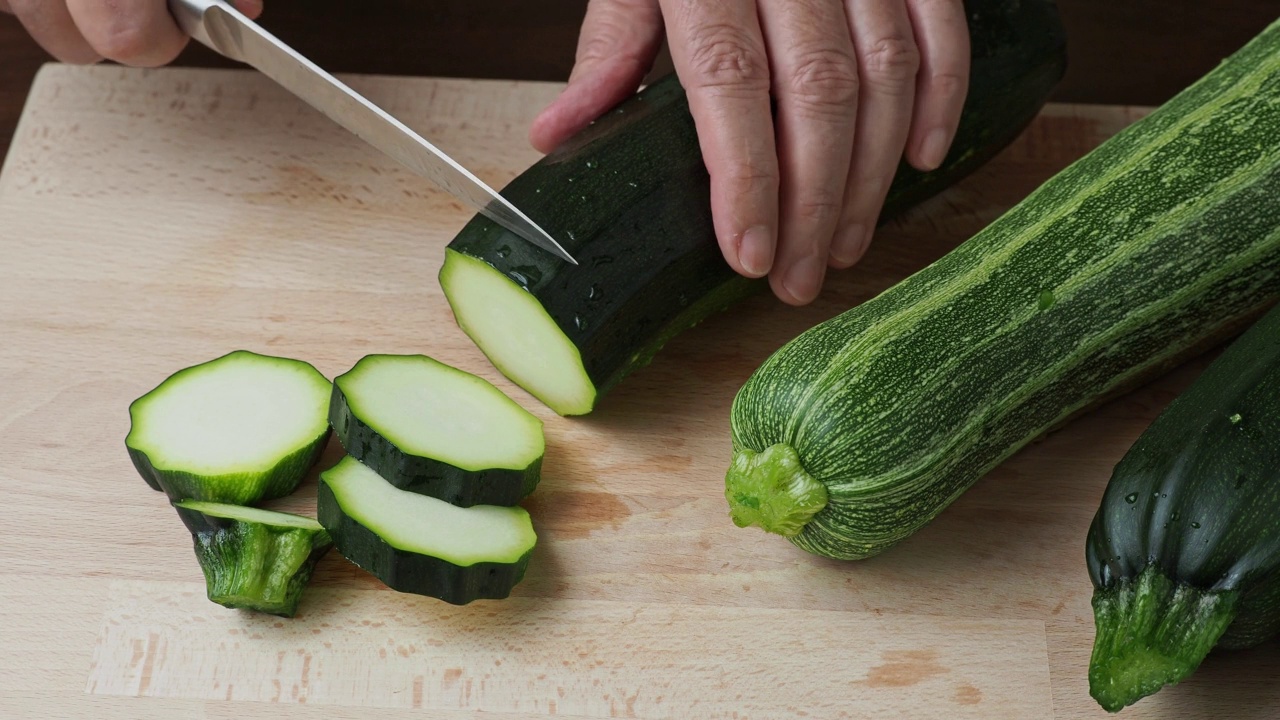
(2, 64), (1278, 720)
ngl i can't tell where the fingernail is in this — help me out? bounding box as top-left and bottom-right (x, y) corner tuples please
(829, 225), (867, 267)
(235, 0), (264, 17)
(920, 128), (951, 170)
(783, 254), (826, 304)
(738, 225), (774, 276)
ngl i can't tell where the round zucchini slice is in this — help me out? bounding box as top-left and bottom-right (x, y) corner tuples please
(126, 350), (332, 505)
(329, 353), (544, 506)
(318, 455), (537, 604)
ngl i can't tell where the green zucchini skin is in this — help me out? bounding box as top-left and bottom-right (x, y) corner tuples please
(443, 0), (1067, 414)
(130, 438), (328, 505)
(173, 503), (333, 618)
(316, 481), (532, 605)
(725, 18), (1280, 561)
(1084, 302), (1280, 712)
(328, 382), (541, 507)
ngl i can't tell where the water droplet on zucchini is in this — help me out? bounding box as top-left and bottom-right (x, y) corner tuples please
(573, 315), (587, 331)
(495, 245), (512, 258)
(1038, 289), (1056, 310)
(1191, 521), (1201, 529)
(586, 284), (603, 301)
(1125, 492), (1138, 504)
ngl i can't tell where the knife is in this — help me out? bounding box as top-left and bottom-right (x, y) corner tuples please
(168, 0), (577, 265)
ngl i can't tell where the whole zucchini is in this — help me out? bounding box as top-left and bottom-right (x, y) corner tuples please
(440, 0), (1067, 416)
(1085, 302), (1280, 712)
(724, 18), (1280, 560)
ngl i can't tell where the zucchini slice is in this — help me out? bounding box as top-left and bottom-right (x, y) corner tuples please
(318, 456), (536, 604)
(173, 499), (334, 618)
(440, 0), (1068, 416)
(126, 350), (332, 505)
(329, 354), (543, 506)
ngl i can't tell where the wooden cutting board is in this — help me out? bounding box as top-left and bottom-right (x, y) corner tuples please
(2, 64), (1277, 720)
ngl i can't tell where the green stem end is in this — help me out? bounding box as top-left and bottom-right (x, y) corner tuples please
(193, 523), (333, 618)
(1089, 564), (1239, 712)
(724, 443), (828, 537)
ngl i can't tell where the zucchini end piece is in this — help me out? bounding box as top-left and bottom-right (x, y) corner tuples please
(724, 444), (827, 538)
(439, 249), (596, 416)
(174, 500), (334, 618)
(1089, 564), (1239, 712)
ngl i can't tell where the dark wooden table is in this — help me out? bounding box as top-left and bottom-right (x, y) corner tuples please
(1, 0), (1276, 162)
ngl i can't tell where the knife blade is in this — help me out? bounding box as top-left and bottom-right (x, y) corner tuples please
(168, 0), (577, 265)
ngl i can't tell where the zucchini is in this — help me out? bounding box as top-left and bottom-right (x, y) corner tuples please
(439, 0), (1068, 415)
(1085, 302), (1280, 712)
(317, 456), (536, 604)
(724, 18), (1280, 560)
(173, 500), (333, 618)
(127, 350), (332, 505)
(329, 354), (543, 506)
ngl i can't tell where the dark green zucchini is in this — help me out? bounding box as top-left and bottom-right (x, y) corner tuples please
(329, 354), (543, 506)
(127, 350), (332, 505)
(1085, 302), (1280, 712)
(440, 0), (1068, 415)
(724, 17), (1280, 560)
(173, 500), (333, 618)
(317, 456), (536, 604)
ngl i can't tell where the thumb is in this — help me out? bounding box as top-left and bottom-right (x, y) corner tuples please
(530, 0), (663, 153)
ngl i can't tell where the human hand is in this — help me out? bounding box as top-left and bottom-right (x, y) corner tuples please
(0, 0), (263, 67)
(530, 0), (969, 306)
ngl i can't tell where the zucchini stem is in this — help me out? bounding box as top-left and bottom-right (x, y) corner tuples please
(193, 523), (328, 617)
(1089, 564), (1239, 712)
(724, 444), (827, 537)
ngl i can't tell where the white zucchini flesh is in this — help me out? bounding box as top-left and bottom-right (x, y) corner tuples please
(174, 500), (323, 530)
(336, 354), (543, 471)
(439, 250), (595, 416)
(127, 351), (331, 475)
(321, 456), (536, 566)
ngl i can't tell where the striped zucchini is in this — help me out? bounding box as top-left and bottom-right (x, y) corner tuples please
(724, 18), (1280, 560)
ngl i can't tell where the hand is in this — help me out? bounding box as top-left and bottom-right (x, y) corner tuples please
(531, 0), (969, 306)
(0, 0), (263, 67)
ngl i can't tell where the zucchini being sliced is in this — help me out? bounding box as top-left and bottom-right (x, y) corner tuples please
(329, 354), (543, 506)
(126, 350), (332, 505)
(173, 500), (333, 618)
(440, 0), (1068, 415)
(318, 456), (536, 604)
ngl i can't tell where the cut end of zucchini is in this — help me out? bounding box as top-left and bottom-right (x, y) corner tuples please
(126, 350), (332, 504)
(724, 444), (828, 538)
(1088, 565), (1239, 712)
(173, 500), (333, 618)
(440, 249), (596, 416)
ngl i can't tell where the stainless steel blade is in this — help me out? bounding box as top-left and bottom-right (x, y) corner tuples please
(169, 0), (577, 264)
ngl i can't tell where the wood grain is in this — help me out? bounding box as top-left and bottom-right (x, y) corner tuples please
(3, 64), (1279, 719)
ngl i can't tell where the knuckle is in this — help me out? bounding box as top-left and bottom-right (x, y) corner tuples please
(788, 48), (859, 112)
(723, 162), (779, 195)
(685, 23), (769, 93)
(928, 70), (968, 99)
(861, 36), (921, 87)
(93, 22), (154, 62)
(795, 194), (844, 227)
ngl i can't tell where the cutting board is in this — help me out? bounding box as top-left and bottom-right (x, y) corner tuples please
(2, 64), (1277, 720)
